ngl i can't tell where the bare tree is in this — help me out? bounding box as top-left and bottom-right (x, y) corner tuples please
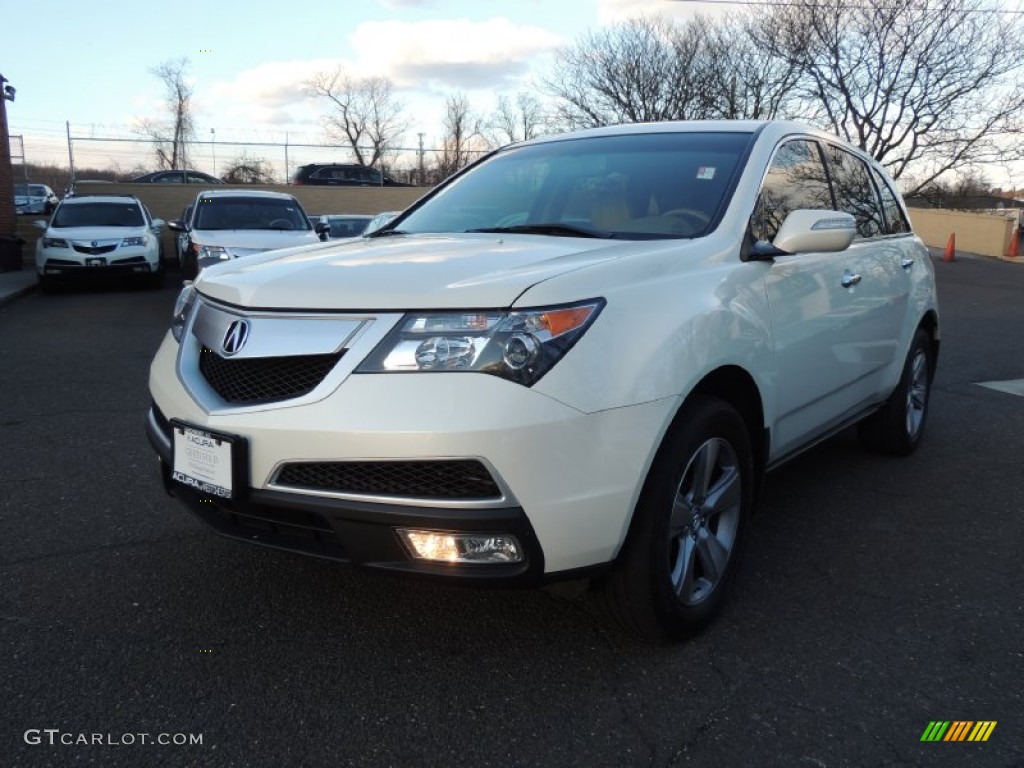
(220, 154), (275, 184)
(755, 0), (1024, 194)
(137, 58), (195, 170)
(305, 67), (408, 167)
(543, 15), (798, 130)
(487, 92), (547, 146)
(544, 16), (688, 129)
(435, 93), (486, 180)
(703, 17), (803, 120)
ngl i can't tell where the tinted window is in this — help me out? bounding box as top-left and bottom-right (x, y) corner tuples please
(327, 217), (372, 238)
(825, 145), (885, 238)
(399, 132), (753, 240)
(755, 140), (833, 243)
(53, 202), (144, 228)
(193, 196), (311, 231)
(869, 167), (911, 234)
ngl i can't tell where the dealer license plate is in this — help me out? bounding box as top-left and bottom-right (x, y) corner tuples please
(86, 257), (106, 267)
(171, 423), (236, 499)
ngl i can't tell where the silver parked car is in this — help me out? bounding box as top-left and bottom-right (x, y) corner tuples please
(15, 183), (59, 215)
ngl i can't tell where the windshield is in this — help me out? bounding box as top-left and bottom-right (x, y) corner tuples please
(193, 196), (311, 231)
(397, 132), (753, 240)
(52, 202), (144, 228)
(14, 184), (28, 196)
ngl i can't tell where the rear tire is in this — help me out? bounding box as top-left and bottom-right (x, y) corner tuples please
(594, 396), (754, 643)
(858, 328), (933, 455)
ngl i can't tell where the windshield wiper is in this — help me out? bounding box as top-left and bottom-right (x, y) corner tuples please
(366, 229), (408, 238)
(466, 223), (614, 239)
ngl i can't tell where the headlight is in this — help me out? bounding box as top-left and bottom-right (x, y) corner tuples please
(196, 244), (230, 260)
(42, 237), (68, 248)
(121, 236), (147, 247)
(171, 282), (198, 342)
(357, 299), (604, 387)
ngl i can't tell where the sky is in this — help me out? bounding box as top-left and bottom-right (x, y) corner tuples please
(2, 0), (711, 179)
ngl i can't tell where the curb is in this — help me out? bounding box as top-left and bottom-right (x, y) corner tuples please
(0, 274), (38, 309)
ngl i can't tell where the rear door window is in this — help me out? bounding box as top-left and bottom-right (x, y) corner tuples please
(825, 145), (886, 239)
(869, 167), (911, 235)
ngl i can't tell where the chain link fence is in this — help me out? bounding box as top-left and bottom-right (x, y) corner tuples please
(65, 136), (490, 186)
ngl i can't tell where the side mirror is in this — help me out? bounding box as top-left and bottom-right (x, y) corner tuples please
(151, 218), (166, 230)
(772, 210), (857, 255)
(33, 220), (48, 231)
(315, 221), (331, 235)
(167, 219), (187, 232)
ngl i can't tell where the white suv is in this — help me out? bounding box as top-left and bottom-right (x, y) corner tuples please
(168, 189), (324, 278)
(34, 194), (165, 290)
(147, 121), (939, 641)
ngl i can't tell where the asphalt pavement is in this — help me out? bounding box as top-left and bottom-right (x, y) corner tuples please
(0, 254), (1022, 768)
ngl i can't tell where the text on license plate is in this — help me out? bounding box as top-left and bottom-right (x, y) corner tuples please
(172, 425), (233, 498)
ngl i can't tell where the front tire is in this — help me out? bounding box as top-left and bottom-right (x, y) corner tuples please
(37, 274), (59, 294)
(858, 327), (933, 455)
(595, 396), (754, 642)
(181, 251), (198, 280)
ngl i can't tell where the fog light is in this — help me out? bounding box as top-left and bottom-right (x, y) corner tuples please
(398, 529), (523, 564)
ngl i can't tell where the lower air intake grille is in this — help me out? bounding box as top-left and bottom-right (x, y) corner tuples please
(275, 460), (503, 500)
(199, 348), (344, 404)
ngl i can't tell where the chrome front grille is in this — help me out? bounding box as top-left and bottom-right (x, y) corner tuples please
(72, 243), (117, 255)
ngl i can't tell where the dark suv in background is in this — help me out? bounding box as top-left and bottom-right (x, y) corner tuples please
(291, 164), (411, 187)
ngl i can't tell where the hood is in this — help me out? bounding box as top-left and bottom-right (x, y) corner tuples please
(196, 233), (631, 309)
(192, 229), (321, 253)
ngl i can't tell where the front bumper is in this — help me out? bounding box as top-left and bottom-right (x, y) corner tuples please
(38, 256), (159, 277)
(148, 330), (678, 579)
(146, 405), (544, 583)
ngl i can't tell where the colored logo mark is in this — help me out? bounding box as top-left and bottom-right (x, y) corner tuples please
(920, 721), (997, 742)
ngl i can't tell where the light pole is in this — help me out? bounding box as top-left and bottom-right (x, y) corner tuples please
(0, 73), (18, 239)
(210, 128), (216, 178)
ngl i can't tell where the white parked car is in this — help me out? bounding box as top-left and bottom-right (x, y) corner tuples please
(147, 121), (939, 641)
(168, 189), (324, 278)
(35, 194), (165, 291)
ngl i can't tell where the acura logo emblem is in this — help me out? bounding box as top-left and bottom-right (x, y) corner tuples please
(221, 319), (250, 356)
(91, 241), (98, 247)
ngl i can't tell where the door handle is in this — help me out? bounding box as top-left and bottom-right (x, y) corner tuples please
(901, 258), (915, 270)
(841, 270), (862, 288)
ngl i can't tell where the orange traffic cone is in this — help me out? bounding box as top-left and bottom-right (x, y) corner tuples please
(943, 233), (956, 262)
(1007, 229), (1020, 258)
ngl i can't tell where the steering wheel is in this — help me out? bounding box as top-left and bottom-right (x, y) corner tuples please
(662, 208), (710, 228)
(269, 218), (293, 230)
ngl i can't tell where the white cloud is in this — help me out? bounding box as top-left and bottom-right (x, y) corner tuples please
(191, 17), (565, 143)
(198, 58), (345, 134)
(596, 0), (725, 24)
(350, 17), (564, 92)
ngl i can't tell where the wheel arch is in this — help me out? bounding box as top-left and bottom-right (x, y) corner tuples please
(918, 310), (940, 381)
(688, 365), (768, 500)
(615, 364), (768, 563)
